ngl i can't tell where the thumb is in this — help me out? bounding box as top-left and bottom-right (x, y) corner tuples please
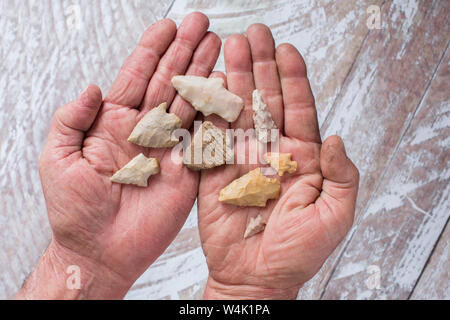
(317, 135), (360, 235)
(43, 84), (103, 162)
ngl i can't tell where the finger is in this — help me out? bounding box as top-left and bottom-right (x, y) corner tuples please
(169, 32), (222, 128)
(105, 19), (177, 107)
(140, 12), (210, 114)
(45, 85), (103, 160)
(203, 71), (229, 131)
(318, 135), (359, 232)
(247, 24), (283, 130)
(224, 34), (255, 129)
(276, 43), (321, 143)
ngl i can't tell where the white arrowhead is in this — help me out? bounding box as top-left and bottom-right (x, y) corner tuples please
(172, 75), (244, 122)
(110, 154), (160, 187)
(252, 89), (278, 143)
(244, 215), (266, 239)
(128, 102), (182, 148)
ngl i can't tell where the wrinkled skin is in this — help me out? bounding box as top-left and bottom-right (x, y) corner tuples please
(17, 14), (359, 300)
(198, 25), (359, 299)
(36, 13), (222, 291)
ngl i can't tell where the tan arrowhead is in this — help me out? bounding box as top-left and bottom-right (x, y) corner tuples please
(264, 153), (297, 176)
(110, 154), (160, 187)
(244, 215), (266, 239)
(219, 168), (281, 207)
(172, 75), (244, 122)
(252, 89), (278, 143)
(184, 121), (233, 170)
(128, 102), (181, 148)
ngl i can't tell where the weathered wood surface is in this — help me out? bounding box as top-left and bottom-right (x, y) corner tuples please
(0, 0), (174, 300)
(411, 221), (450, 300)
(0, 0), (449, 300)
(322, 44), (450, 299)
(298, 0), (450, 299)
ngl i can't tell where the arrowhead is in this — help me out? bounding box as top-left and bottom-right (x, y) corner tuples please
(219, 168), (281, 207)
(264, 153), (297, 176)
(172, 75), (244, 122)
(110, 154), (160, 187)
(128, 102), (182, 148)
(244, 215), (267, 239)
(183, 121), (233, 170)
(252, 89), (278, 143)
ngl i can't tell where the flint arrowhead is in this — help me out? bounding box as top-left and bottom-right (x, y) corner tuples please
(244, 215), (266, 239)
(128, 102), (181, 148)
(252, 89), (278, 143)
(184, 121), (233, 170)
(172, 75), (244, 122)
(219, 168), (281, 207)
(110, 153), (160, 187)
(264, 153), (297, 176)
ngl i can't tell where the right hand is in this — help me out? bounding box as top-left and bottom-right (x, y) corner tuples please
(197, 24), (359, 299)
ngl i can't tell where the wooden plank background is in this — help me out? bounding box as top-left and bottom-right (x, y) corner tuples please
(0, 0), (448, 299)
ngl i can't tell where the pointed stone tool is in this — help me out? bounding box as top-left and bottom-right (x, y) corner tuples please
(219, 168), (281, 207)
(128, 102), (182, 148)
(172, 75), (244, 122)
(110, 154), (160, 187)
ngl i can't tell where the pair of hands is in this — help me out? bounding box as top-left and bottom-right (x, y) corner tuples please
(16, 13), (359, 300)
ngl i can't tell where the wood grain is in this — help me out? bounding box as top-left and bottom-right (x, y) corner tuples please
(411, 221), (450, 300)
(0, 0), (173, 299)
(298, 0), (450, 299)
(321, 44), (450, 299)
(167, 0), (382, 126)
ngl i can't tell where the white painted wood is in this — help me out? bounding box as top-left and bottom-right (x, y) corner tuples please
(308, 1), (450, 299)
(322, 45), (450, 299)
(411, 222), (450, 300)
(0, 0), (173, 299)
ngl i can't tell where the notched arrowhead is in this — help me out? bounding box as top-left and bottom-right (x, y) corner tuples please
(128, 102), (182, 148)
(219, 168), (281, 207)
(264, 153), (297, 176)
(184, 121), (233, 170)
(110, 153), (160, 187)
(172, 75), (244, 122)
(244, 215), (266, 239)
(252, 89), (278, 143)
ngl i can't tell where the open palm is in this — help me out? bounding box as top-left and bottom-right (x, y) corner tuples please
(39, 13), (221, 288)
(198, 25), (359, 299)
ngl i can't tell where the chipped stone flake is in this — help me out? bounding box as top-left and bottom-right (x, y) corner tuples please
(264, 153), (297, 176)
(128, 102), (182, 148)
(219, 168), (281, 207)
(110, 154), (160, 187)
(184, 121), (233, 170)
(244, 215), (266, 239)
(172, 75), (244, 122)
(252, 89), (278, 143)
